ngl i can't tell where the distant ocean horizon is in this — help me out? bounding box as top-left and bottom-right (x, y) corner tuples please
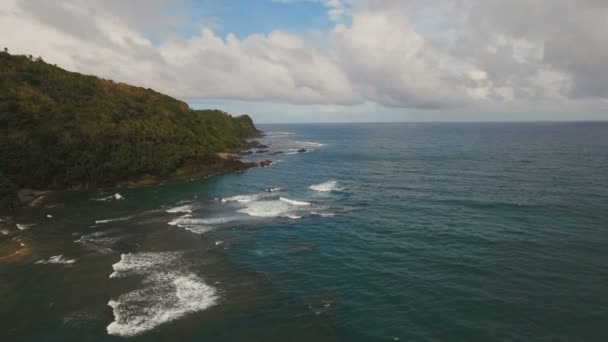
(2, 122), (607, 341)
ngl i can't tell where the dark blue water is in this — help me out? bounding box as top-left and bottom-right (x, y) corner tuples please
(2, 123), (608, 341)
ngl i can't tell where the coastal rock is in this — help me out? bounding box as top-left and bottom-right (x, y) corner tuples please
(239, 151), (253, 156)
(297, 149), (308, 153)
(247, 141), (269, 149)
(255, 150), (268, 154)
(268, 151), (284, 155)
(259, 160), (273, 168)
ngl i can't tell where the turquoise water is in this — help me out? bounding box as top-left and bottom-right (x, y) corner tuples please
(1, 123), (607, 341)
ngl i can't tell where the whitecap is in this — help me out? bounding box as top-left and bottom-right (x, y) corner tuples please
(114, 193), (124, 200)
(279, 197), (311, 206)
(287, 215), (302, 219)
(35, 254), (76, 265)
(0, 229), (9, 235)
(309, 180), (342, 192)
(95, 216), (133, 224)
(166, 204), (193, 214)
(107, 252), (217, 337)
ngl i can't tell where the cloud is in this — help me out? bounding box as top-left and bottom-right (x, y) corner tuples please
(1, 0), (607, 116)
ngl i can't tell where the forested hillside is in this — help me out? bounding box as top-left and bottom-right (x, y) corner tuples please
(0, 51), (260, 207)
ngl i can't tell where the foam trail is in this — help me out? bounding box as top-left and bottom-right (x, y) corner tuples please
(92, 193), (124, 201)
(166, 204), (193, 214)
(95, 216), (132, 224)
(16, 223), (34, 230)
(168, 216), (235, 227)
(310, 180), (341, 192)
(279, 197), (311, 206)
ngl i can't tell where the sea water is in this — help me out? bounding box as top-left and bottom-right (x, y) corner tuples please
(1, 122), (607, 341)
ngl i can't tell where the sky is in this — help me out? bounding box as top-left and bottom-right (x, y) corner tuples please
(1, 0), (607, 122)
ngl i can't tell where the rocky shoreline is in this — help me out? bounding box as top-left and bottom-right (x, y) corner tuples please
(4, 137), (274, 210)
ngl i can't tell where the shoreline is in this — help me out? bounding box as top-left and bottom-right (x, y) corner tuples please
(6, 135), (267, 210)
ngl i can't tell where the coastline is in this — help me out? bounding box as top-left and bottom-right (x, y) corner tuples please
(6, 135), (267, 210)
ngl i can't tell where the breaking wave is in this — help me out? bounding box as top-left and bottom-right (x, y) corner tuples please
(107, 252), (217, 337)
(310, 180), (342, 192)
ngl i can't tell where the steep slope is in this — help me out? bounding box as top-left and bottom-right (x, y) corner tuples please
(0, 51), (260, 207)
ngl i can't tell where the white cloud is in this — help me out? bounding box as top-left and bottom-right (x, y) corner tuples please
(1, 0), (607, 118)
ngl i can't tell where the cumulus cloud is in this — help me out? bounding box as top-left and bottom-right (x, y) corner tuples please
(1, 0), (607, 115)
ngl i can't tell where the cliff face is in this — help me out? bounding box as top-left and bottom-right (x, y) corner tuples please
(0, 51), (260, 207)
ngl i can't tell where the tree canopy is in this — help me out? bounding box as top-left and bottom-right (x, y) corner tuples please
(0, 51), (259, 206)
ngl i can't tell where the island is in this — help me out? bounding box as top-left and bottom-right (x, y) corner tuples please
(0, 50), (261, 208)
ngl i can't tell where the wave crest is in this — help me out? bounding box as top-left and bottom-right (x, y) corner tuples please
(309, 180), (342, 192)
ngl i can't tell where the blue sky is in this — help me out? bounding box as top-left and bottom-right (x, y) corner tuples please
(3, 0), (607, 122)
(189, 0), (336, 39)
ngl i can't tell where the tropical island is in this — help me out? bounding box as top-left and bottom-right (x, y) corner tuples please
(0, 50), (261, 208)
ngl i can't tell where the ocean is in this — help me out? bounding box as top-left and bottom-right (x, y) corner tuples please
(1, 122), (607, 341)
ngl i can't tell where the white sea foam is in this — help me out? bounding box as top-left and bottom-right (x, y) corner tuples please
(0, 229), (9, 235)
(311, 211), (336, 217)
(279, 197), (311, 206)
(309, 180), (341, 192)
(16, 223), (34, 230)
(107, 252), (217, 337)
(295, 141), (325, 147)
(183, 225), (214, 235)
(287, 215), (302, 219)
(75, 231), (121, 255)
(168, 215), (235, 227)
(221, 191), (277, 204)
(95, 216), (133, 224)
(92, 193), (124, 201)
(221, 194), (259, 203)
(237, 200), (291, 218)
(35, 254), (76, 265)
(166, 204), (193, 214)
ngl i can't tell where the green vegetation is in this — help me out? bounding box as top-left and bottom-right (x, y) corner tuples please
(0, 51), (260, 207)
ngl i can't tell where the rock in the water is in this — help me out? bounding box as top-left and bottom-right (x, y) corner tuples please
(268, 151), (284, 155)
(259, 160), (273, 168)
(297, 149), (307, 153)
(255, 150), (268, 153)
